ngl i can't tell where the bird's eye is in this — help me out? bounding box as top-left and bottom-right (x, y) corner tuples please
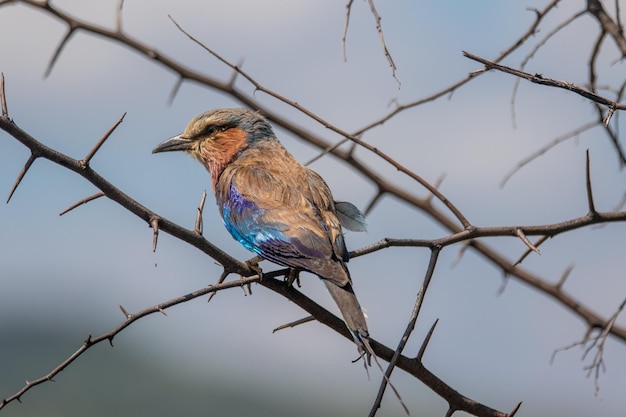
(204, 125), (218, 136)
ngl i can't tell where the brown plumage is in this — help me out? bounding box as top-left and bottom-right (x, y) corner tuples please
(152, 108), (370, 359)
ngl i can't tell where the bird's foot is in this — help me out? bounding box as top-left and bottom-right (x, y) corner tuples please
(244, 256), (264, 281)
(285, 268), (301, 287)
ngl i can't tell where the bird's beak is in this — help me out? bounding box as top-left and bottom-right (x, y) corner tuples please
(152, 134), (194, 154)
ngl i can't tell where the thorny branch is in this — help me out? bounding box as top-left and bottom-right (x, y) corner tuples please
(0, 79), (518, 417)
(0, 274), (263, 410)
(551, 297), (626, 396)
(2, 1), (626, 416)
(464, 51), (626, 123)
(3, 71), (626, 415)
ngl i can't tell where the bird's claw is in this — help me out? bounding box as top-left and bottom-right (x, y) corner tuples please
(244, 257), (264, 281)
(286, 268), (301, 287)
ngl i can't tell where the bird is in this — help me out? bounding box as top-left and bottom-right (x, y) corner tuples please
(152, 108), (371, 361)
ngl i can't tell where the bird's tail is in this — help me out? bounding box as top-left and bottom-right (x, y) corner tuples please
(324, 281), (410, 415)
(323, 280), (370, 358)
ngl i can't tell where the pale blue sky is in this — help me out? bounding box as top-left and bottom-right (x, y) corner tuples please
(1, 1), (626, 416)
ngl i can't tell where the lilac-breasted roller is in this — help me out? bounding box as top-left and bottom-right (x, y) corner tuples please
(152, 108), (370, 359)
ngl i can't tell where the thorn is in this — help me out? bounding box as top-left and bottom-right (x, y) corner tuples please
(44, 29), (74, 78)
(207, 270), (230, 302)
(272, 316), (315, 333)
(496, 272), (510, 296)
(150, 216), (159, 252)
(425, 173), (446, 203)
(168, 77), (183, 106)
(228, 58), (245, 86)
(115, 0), (125, 32)
(158, 307), (168, 316)
(508, 401), (523, 417)
(585, 149), (596, 214)
(416, 319), (439, 363)
(515, 228), (540, 255)
(450, 241), (470, 267)
(195, 190), (207, 235)
(59, 192), (105, 216)
(7, 154), (37, 203)
(119, 304), (131, 319)
(555, 264), (575, 290)
(603, 105), (615, 127)
(82, 113), (126, 166)
(1, 73), (8, 117)
(513, 235), (548, 266)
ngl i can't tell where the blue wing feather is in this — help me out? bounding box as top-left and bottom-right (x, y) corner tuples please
(220, 180), (348, 284)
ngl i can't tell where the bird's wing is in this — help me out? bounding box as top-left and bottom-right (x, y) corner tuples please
(218, 163), (350, 286)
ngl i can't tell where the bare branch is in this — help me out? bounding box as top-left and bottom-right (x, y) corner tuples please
(587, 0), (626, 56)
(367, 0), (399, 86)
(464, 51), (626, 113)
(552, 298), (626, 395)
(510, 8), (587, 129)
(0, 114), (254, 276)
(500, 121), (598, 187)
(0, 274), (262, 410)
(168, 15), (471, 229)
(369, 247), (441, 417)
(355, 0), (563, 136)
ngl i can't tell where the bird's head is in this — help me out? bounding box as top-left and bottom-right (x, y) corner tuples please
(152, 108), (275, 188)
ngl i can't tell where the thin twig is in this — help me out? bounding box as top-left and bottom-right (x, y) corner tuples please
(367, 0), (399, 86)
(464, 51), (626, 113)
(510, 9), (586, 129)
(0, 274), (262, 410)
(341, 0), (354, 62)
(500, 121), (598, 187)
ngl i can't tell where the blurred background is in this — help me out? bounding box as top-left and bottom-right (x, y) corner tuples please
(1, 1), (626, 416)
